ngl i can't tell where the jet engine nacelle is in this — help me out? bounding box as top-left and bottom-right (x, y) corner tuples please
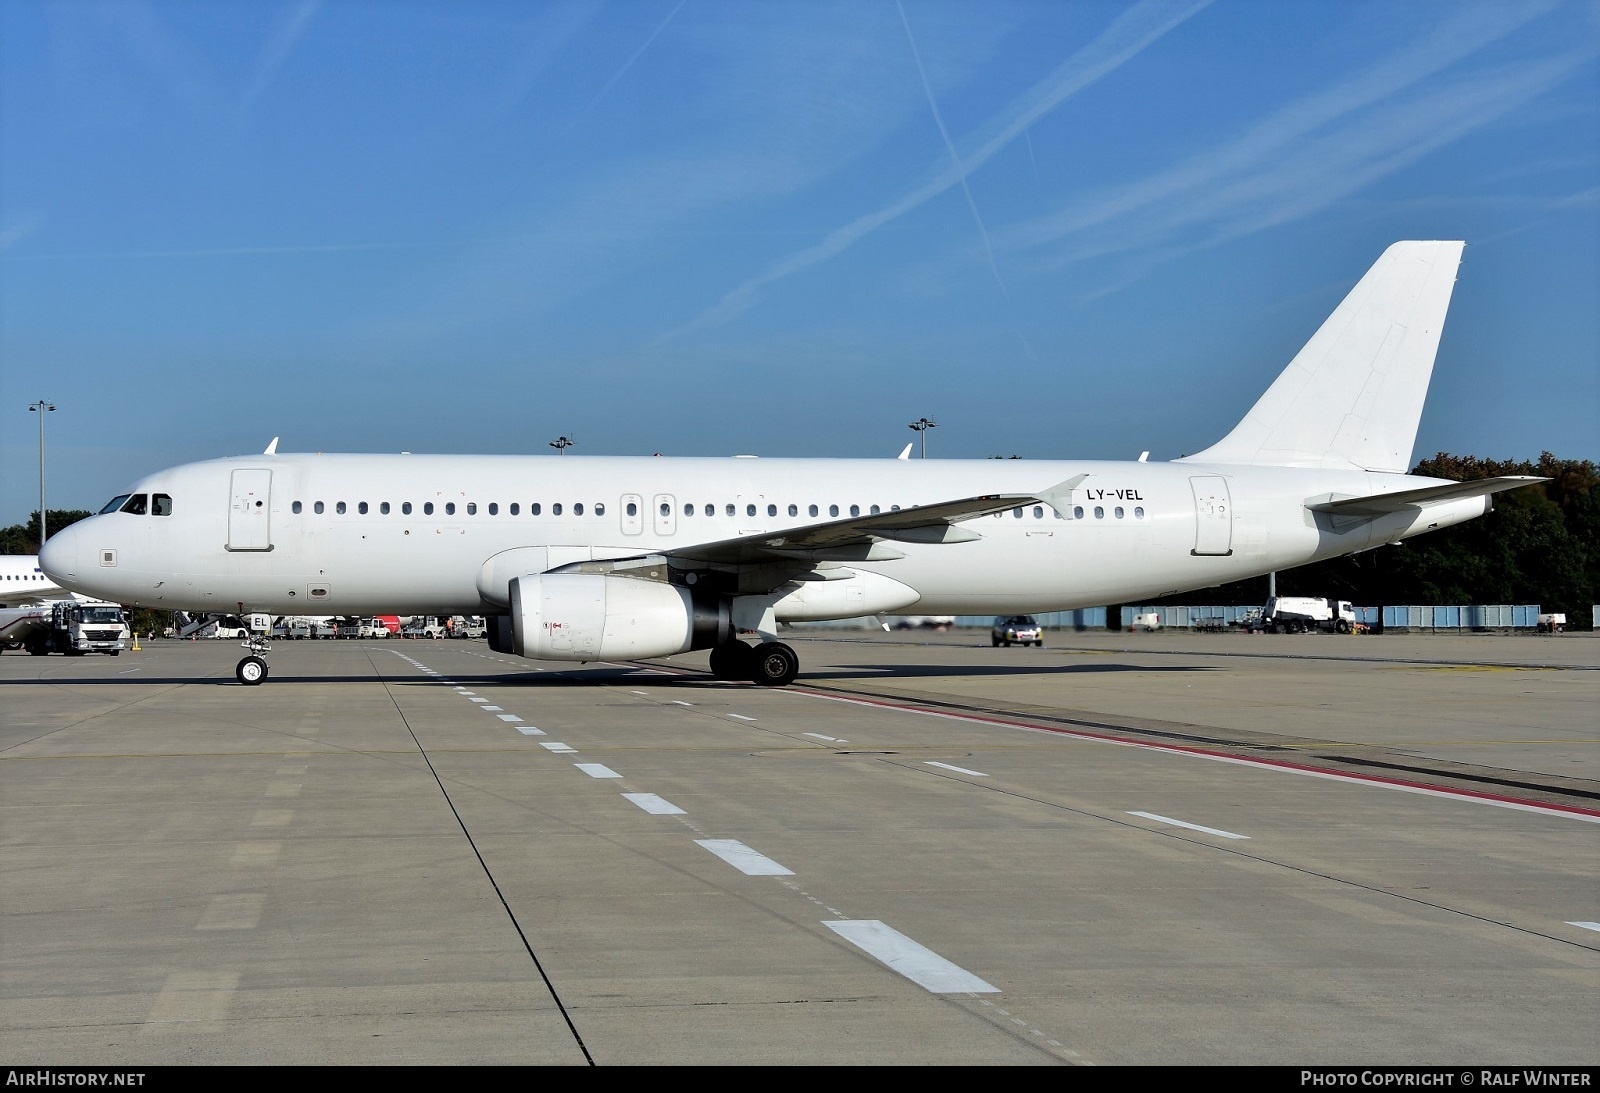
(509, 573), (730, 661)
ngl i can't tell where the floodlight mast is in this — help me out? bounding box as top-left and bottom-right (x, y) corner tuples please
(29, 399), (56, 544)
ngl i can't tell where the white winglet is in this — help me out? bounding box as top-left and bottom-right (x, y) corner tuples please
(897, 443), (913, 460)
(263, 437), (279, 455)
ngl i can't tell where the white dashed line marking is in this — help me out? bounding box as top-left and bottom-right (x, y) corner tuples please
(575, 763), (622, 779)
(540, 742), (577, 753)
(803, 733), (838, 742)
(727, 714), (757, 721)
(623, 793), (686, 816)
(926, 761), (988, 777)
(824, 920), (999, 994)
(516, 726), (545, 736)
(695, 839), (794, 876)
(1128, 811), (1249, 840)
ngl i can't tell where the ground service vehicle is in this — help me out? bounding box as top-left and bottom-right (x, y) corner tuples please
(992, 614), (1044, 647)
(24, 600), (129, 655)
(1261, 596), (1358, 634)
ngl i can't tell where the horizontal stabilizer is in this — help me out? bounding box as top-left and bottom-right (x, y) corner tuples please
(1306, 476), (1545, 516)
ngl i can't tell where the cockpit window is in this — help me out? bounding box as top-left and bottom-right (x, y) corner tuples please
(152, 494), (174, 516)
(120, 494), (149, 515)
(100, 495), (132, 514)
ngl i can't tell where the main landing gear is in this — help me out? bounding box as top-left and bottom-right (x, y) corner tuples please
(708, 640), (800, 686)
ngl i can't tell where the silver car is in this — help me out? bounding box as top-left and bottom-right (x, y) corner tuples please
(991, 614), (1044, 647)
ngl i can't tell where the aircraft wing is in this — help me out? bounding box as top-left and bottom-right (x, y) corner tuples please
(1305, 476), (1546, 516)
(664, 492), (1038, 566)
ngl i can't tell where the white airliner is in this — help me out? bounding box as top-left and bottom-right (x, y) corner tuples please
(0, 556), (71, 607)
(40, 242), (1541, 686)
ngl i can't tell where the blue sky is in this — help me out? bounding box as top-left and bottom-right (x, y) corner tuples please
(2, 0), (1596, 525)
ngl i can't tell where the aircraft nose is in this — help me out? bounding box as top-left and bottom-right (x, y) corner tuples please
(39, 521), (80, 584)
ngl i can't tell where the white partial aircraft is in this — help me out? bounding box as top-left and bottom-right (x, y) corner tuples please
(40, 241), (1541, 686)
(0, 555), (72, 607)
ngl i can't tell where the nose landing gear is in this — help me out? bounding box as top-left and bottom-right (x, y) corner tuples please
(235, 619), (272, 685)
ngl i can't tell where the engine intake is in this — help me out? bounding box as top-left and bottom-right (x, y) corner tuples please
(510, 573), (729, 661)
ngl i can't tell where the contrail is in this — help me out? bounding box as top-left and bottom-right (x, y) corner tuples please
(668, 0), (1211, 336)
(565, 0), (687, 135)
(898, 0), (1010, 305)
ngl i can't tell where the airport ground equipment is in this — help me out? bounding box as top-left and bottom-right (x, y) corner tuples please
(1261, 596), (1359, 634)
(10, 599), (131, 655)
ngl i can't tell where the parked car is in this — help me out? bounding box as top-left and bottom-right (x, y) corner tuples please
(991, 614), (1044, 647)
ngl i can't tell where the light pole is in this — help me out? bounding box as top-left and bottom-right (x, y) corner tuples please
(29, 400), (55, 546)
(908, 417), (937, 459)
(549, 436), (575, 456)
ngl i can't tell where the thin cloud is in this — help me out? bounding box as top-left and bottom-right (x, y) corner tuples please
(999, 1), (1577, 271)
(668, 0), (1211, 336)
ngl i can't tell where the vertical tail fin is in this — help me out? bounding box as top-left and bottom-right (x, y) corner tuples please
(1178, 240), (1465, 472)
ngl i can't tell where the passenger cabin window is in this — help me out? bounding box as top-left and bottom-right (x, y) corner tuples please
(808, 504), (818, 517)
(153, 494), (174, 516)
(488, 503), (498, 515)
(767, 504), (776, 516)
(380, 502), (391, 515)
(292, 501), (303, 514)
(359, 502), (369, 515)
(314, 501), (325, 514)
(467, 502), (477, 515)
(1115, 506), (1124, 519)
(788, 504), (798, 517)
(726, 504), (735, 517)
(553, 503), (563, 516)
(829, 505), (839, 517)
(121, 494), (149, 515)
(1074, 506), (1084, 519)
(574, 503), (585, 516)
(704, 504), (713, 517)
(510, 503), (519, 515)
(627, 502), (638, 517)
(531, 503), (542, 515)
(101, 495), (132, 514)
(337, 502), (347, 514)
(660, 502), (670, 516)
(402, 502), (413, 515)
(1134, 506), (1145, 519)
(445, 502), (456, 516)
(595, 502), (605, 516)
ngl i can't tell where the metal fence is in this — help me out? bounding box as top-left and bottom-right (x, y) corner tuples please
(945, 604), (1547, 631)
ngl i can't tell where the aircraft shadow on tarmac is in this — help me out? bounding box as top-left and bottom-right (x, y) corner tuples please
(0, 660), (1217, 687)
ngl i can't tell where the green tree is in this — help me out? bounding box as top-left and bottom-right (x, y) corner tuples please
(0, 510), (95, 554)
